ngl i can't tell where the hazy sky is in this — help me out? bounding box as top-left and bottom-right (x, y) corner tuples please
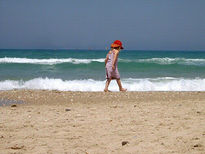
(0, 0), (205, 50)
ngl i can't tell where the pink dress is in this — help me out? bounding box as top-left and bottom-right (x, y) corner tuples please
(105, 51), (120, 79)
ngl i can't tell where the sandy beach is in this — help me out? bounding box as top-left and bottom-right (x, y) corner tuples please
(0, 90), (204, 154)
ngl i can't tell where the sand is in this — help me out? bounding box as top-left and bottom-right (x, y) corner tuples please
(0, 90), (204, 154)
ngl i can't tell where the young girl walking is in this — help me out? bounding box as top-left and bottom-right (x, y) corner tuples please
(104, 40), (127, 92)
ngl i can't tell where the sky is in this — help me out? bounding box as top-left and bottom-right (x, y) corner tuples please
(0, 0), (205, 50)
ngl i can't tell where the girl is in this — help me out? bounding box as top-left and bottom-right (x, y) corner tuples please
(104, 40), (127, 92)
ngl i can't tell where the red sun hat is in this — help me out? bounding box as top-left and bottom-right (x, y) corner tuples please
(111, 40), (124, 49)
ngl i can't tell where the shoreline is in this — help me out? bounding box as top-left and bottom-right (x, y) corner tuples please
(1, 89), (205, 105)
(0, 90), (204, 153)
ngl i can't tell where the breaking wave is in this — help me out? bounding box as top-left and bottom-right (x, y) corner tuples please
(0, 77), (205, 91)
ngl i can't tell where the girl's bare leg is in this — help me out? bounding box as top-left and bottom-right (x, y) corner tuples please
(116, 79), (127, 91)
(104, 78), (112, 92)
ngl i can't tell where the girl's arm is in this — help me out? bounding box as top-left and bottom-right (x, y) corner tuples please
(105, 54), (109, 66)
(112, 50), (119, 70)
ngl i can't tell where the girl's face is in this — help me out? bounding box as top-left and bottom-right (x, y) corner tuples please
(112, 47), (121, 51)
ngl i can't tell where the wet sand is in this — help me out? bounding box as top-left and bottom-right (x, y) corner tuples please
(0, 90), (205, 154)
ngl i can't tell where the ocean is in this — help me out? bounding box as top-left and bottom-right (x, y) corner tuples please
(0, 49), (205, 91)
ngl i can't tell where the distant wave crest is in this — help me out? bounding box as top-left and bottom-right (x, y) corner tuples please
(0, 57), (105, 65)
(120, 57), (205, 66)
(0, 57), (205, 66)
(0, 77), (205, 91)
(138, 58), (205, 65)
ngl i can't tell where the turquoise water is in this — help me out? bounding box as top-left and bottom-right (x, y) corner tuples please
(0, 49), (205, 91)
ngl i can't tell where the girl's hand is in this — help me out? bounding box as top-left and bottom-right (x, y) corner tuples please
(112, 65), (115, 70)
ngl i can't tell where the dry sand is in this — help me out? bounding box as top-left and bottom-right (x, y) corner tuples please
(0, 90), (205, 154)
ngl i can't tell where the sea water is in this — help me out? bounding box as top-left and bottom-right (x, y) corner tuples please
(0, 49), (205, 91)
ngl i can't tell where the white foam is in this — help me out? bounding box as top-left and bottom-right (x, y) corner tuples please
(0, 57), (104, 65)
(0, 77), (205, 91)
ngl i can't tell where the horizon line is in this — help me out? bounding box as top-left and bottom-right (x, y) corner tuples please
(0, 48), (205, 52)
